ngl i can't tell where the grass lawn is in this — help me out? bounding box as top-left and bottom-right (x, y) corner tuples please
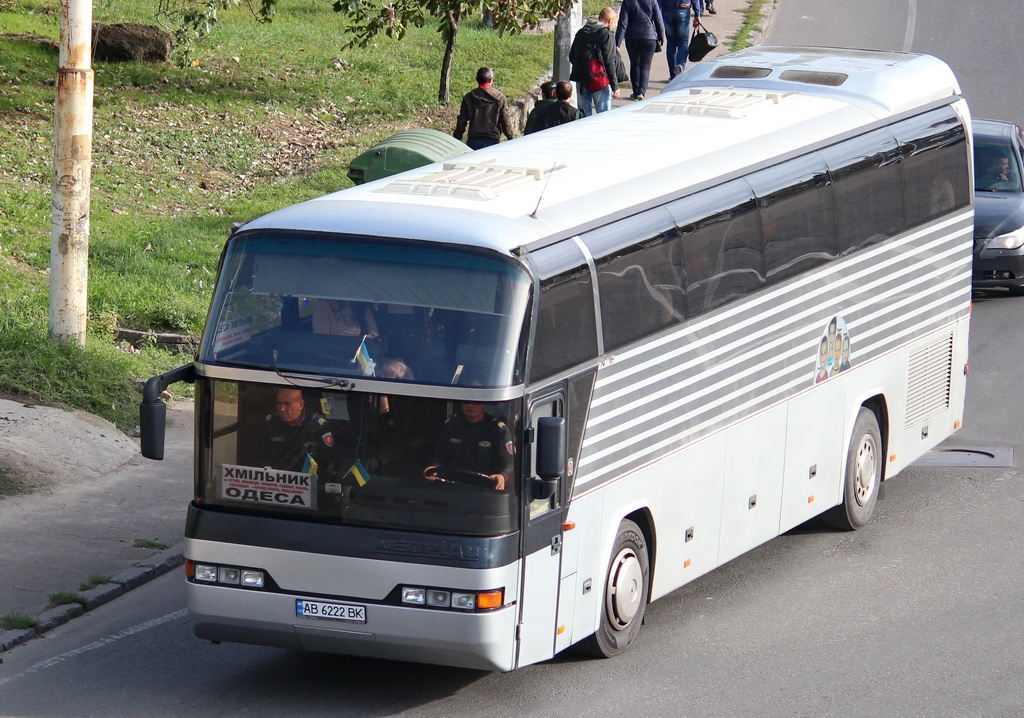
(0, 0), (554, 430)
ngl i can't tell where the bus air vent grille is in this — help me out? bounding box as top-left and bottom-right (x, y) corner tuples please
(905, 332), (953, 428)
(378, 160), (563, 201)
(641, 88), (791, 119)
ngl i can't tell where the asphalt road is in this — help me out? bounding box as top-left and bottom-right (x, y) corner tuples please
(4, 2), (1024, 715)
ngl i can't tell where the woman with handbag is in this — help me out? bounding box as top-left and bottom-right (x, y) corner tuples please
(615, 0), (665, 101)
(660, 0), (703, 79)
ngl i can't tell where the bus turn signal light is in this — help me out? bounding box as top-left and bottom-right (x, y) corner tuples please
(476, 590), (504, 610)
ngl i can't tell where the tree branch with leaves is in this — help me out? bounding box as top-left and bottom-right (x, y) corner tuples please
(332, 0), (565, 105)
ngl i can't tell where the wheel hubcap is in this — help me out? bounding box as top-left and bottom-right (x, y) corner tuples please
(607, 548), (643, 630)
(853, 432), (878, 507)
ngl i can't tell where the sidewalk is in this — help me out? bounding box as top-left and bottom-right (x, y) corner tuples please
(0, 398), (193, 651)
(610, 0), (771, 108)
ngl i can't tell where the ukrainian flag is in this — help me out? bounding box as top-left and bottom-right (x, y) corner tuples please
(353, 338), (373, 374)
(302, 453), (318, 477)
(347, 460), (371, 487)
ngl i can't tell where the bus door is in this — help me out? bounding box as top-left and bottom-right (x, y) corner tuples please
(515, 390), (565, 667)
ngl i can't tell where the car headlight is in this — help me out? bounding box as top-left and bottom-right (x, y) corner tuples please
(986, 227), (1024, 250)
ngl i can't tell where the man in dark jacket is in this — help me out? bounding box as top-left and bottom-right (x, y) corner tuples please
(569, 7), (621, 116)
(453, 67), (514, 150)
(533, 81), (584, 132)
(525, 81), (558, 135)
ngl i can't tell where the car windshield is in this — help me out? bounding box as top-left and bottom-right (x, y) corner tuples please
(974, 140), (1022, 192)
(199, 380), (521, 536)
(200, 231), (533, 387)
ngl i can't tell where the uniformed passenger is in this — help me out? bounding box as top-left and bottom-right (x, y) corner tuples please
(423, 400), (515, 491)
(250, 387), (341, 475)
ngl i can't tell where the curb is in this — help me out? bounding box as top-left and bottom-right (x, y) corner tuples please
(0, 545), (183, 654)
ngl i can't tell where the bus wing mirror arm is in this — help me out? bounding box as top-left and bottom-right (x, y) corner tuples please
(139, 363), (196, 461)
(534, 416), (567, 500)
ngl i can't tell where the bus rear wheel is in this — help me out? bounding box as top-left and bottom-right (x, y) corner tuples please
(823, 407), (881, 531)
(578, 519), (650, 658)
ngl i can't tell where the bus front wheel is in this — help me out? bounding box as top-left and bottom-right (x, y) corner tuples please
(578, 519), (650, 658)
(823, 407), (881, 531)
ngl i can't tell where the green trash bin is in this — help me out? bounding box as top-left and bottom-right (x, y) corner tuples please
(348, 129), (471, 185)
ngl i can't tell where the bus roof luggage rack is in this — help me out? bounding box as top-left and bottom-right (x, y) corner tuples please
(641, 87), (791, 119)
(379, 159), (562, 201)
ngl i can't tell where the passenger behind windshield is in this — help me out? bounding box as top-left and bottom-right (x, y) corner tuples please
(423, 398), (515, 491)
(243, 387), (351, 479)
(312, 300), (380, 338)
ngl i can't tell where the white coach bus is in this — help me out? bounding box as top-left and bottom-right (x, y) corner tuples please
(141, 46), (973, 671)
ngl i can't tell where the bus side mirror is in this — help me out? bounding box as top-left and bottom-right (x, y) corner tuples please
(139, 363), (196, 460)
(534, 416), (567, 500)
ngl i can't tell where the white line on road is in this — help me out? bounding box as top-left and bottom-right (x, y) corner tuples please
(0, 608), (188, 687)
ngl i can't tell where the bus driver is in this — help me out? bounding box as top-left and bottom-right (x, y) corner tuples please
(423, 400), (515, 491)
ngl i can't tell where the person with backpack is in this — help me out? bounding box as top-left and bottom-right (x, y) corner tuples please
(569, 7), (621, 116)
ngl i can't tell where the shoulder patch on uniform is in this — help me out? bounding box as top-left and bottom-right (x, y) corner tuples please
(322, 432), (334, 447)
(496, 421), (506, 429)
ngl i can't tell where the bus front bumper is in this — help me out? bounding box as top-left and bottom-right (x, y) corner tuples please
(187, 582), (519, 672)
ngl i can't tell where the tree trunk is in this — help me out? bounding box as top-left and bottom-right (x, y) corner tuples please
(438, 11), (459, 105)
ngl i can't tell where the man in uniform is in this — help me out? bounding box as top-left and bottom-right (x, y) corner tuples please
(423, 400), (515, 490)
(250, 387), (340, 475)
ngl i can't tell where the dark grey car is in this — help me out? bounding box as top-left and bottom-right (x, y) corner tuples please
(973, 118), (1024, 294)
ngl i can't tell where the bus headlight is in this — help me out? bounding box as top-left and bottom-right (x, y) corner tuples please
(400, 586), (504, 612)
(187, 560), (265, 589)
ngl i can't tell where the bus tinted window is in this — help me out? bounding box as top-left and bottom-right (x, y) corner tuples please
(201, 232), (531, 388)
(891, 106), (970, 227)
(201, 380), (521, 536)
(747, 154), (838, 284)
(668, 181), (766, 317)
(531, 265), (598, 380)
(820, 129), (906, 254)
(590, 211), (685, 351)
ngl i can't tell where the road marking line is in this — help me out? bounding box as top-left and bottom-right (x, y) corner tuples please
(0, 608), (188, 687)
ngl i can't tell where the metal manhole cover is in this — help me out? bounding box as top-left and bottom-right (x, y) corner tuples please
(911, 446), (1013, 468)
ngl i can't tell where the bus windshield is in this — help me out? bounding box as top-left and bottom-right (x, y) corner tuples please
(199, 380), (522, 536)
(200, 231), (532, 387)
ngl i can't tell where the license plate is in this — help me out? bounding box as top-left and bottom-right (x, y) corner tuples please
(295, 599), (367, 623)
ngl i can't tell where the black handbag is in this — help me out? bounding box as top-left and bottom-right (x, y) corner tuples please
(687, 19), (718, 62)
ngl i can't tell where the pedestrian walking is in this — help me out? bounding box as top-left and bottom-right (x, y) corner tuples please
(660, 0), (703, 79)
(453, 67), (514, 150)
(532, 81), (585, 132)
(569, 7), (621, 116)
(525, 81), (558, 134)
(615, 0), (665, 101)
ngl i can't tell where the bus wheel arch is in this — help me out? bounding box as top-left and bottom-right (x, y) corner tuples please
(577, 516), (651, 658)
(823, 401), (885, 531)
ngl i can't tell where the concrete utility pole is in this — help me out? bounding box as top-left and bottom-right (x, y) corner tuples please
(553, 0), (583, 82)
(49, 0), (94, 346)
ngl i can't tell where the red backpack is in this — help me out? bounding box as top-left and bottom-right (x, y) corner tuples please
(588, 45), (610, 92)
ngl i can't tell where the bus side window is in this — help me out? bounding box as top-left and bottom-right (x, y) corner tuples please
(746, 154), (838, 286)
(530, 266), (599, 382)
(667, 181), (766, 318)
(891, 106), (970, 228)
(821, 129), (906, 255)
